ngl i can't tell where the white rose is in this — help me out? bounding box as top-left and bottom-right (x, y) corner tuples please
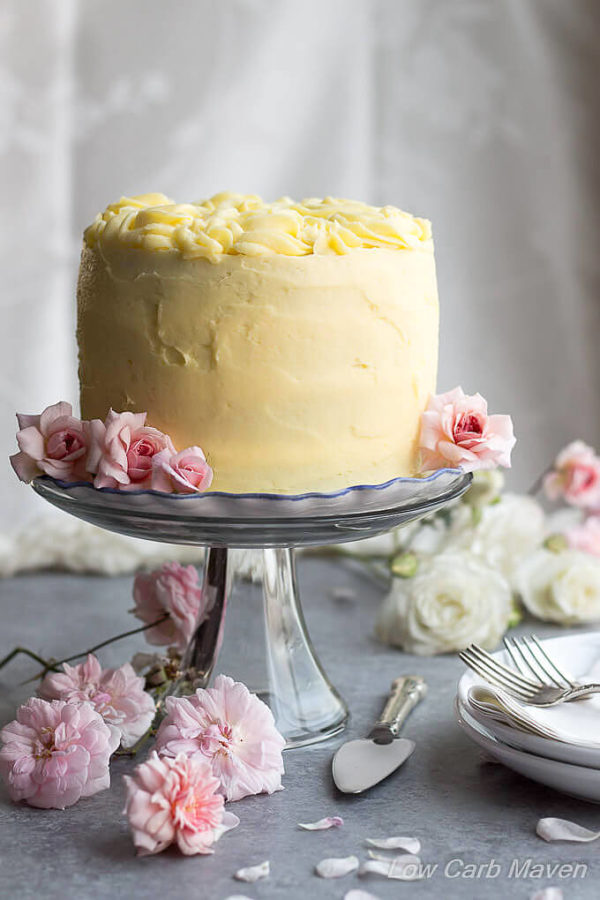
(515, 549), (600, 625)
(444, 493), (545, 583)
(375, 550), (513, 656)
(0, 512), (203, 577)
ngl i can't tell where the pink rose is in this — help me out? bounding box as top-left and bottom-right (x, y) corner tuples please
(543, 441), (600, 509)
(0, 697), (119, 809)
(155, 674), (285, 802)
(10, 401), (89, 484)
(419, 386), (516, 473)
(133, 562), (206, 652)
(566, 516), (600, 556)
(87, 409), (176, 490)
(152, 446), (213, 494)
(123, 751), (239, 856)
(38, 654), (155, 749)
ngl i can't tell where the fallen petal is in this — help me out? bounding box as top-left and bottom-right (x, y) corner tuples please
(234, 861), (270, 883)
(214, 812), (240, 841)
(345, 892), (381, 900)
(360, 860), (391, 878)
(315, 855), (359, 878)
(530, 889), (563, 900)
(389, 855), (423, 881)
(360, 854), (422, 881)
(298, 816), (344, 831)
(365, 836), (421, 854)
(537, 817), (600, 843)
(369, 850), (411, 863)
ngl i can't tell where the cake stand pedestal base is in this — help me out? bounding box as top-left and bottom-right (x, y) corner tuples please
(175, 547), (348, 748)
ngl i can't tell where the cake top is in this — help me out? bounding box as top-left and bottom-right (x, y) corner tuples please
(83, 192), (433, 263)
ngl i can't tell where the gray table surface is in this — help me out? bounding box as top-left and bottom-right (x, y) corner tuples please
(1, 557), (598, 900)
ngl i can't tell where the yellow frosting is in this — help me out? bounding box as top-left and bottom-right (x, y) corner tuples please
(83, 192), (433, 263)
(78, 193), (439, 494)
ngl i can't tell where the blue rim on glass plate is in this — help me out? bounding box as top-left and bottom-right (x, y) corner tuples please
(32, 468), (472, 525)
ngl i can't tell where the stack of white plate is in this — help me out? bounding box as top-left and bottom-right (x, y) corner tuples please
(455, 632), (600, 803)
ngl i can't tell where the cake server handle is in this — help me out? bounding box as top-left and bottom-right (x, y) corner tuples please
(368, 675), (427, 744)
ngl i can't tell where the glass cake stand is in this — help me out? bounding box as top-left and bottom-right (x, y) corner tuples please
(32, 469), (471, 748)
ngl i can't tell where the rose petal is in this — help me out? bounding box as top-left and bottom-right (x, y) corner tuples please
(214, 811), (240, 841)
(298, 816), (344, 831)
(389, 855), (423, 882)
(360, 860), (392, 878)
(537, 817), (600, 843)
(360, 855), (422, 881)
(530, 890), (563, 900)
(368, 849), (420, 864)
(315, 856), (359, 879)
(345, 892), (381, 900)
(234, 861), (270, 883)
(39, 401), (73, 434)
(365, 836), (420, 853)
(16, 426), (45, 460)
(10, 451), (40, 483)
(16, 413), (40, 430)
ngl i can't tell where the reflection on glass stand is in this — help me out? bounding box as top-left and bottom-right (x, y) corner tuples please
(33, 471), (471, 748)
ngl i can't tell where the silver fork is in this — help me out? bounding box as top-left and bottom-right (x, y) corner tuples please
(459, 635), (600, 707)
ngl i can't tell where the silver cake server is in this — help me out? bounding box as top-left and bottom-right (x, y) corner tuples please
(332, 675), (427, 794)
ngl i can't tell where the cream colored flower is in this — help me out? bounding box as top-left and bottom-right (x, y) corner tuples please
(375, 551), (513, 656)
(444, 493), (545, 583)
(515, 549), (600, 625)
(462, 470), (505, 508)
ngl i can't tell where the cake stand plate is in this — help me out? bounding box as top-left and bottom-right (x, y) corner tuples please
(32, 469), (471, 747)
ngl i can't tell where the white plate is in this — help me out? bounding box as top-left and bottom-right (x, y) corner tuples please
(460, 699), (600, 769)
(457, 631), (600, 766)
(455, 700), (600, 804)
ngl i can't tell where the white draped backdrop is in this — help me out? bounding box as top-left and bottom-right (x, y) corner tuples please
(1, 0), (599, 545)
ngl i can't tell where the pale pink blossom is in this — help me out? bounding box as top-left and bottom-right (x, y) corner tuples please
(133, 562), (206, 652)
(123, 751), (239, 856)
(88, 409), (175, 490)
(10, 401), (90, 483)
(543, 441), (600, 509)
(155, 674), (285, 802)
(298, 816), (344, 830)
(565, 516), (600, 557)
(0, 697), (119, 808)
(234, 860), (270, 882)
(38, 654), (155, 748)
(419, 387), (516, 473)
(152, 446), (213, 494)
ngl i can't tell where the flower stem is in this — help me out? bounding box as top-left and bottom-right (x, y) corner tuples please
(0, 646), (55, 672)
(51, 615), (170, 670)
(528, 466), (551, 497)
(1, 615), (170, 683)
